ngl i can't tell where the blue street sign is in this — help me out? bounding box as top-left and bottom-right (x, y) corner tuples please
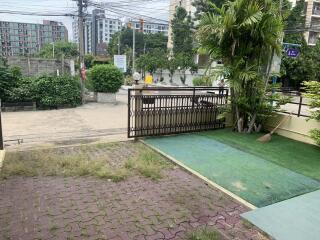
(286, 48), (299, 58)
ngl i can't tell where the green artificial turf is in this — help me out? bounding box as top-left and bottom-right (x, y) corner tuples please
(198, 129), (320, 180)
(145, 133), (320, 207)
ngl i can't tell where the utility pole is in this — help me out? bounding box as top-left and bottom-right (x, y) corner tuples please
(132, 22), (136, 73)
(118, 34), (121, 55)
(51, 42), (55, 58)
(75, 0), (86, 104)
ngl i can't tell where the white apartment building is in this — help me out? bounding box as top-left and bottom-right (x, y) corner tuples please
(131, 20), (169, 35)
(73, 9), (169, 56)
(73, 9), (122, 55)
(304, 0), (320, 45)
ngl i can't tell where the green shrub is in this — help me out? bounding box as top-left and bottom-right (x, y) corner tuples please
(84, 69), (95, 91)
(0, 65), (19, 102)
(193, 76), (212, 86)
(124, 76), (134, 86)
(91, 64), (123, 93)
(34, 74), (81, 108)
(303, 81), (320, 145)
(8, 77), (35, 102)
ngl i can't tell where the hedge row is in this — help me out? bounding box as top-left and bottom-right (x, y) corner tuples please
(0, 66), (81, 108)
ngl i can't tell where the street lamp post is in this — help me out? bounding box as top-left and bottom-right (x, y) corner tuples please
(51, 42), (55, 58)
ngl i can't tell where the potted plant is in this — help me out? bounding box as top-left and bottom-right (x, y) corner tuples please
(91, 64), (124, 103)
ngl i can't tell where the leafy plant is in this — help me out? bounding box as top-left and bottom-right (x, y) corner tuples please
(91, 64), (124, 93)
(197, 0), (285, 133)
(0, 65), (20, 102)
(136, 49), (167, 79)
(171, 6), (198, 85)
(124, 76), (134, 86)
(303, 81), (320, 145)
(84, 54), (95, 69)
(39, 41), (79, 59)
(187, 228), (221, 240)
(33, 74), (81, 108)
(193, 76), (212, 86)
(7, 77), (35, 102)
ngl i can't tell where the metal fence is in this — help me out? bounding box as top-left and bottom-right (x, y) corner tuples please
(275, 90), (311, 117)
(128, 87), (229, 138)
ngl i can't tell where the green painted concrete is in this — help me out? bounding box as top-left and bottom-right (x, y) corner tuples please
(145, 133), (320, 207)
(242, 190), (320, 240)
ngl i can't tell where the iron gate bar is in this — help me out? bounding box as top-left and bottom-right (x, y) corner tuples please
(128, 87), (229, 138)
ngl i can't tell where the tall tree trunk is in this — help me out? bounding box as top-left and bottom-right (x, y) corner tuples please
(236, 106), (243, 133)
(247, 112), (257, 133)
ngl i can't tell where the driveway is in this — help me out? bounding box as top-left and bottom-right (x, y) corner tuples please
(0, 141), (266, 240)
(2, 91), (128, 149)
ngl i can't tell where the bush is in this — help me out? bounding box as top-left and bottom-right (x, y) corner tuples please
(84, 69), (94, 91)
(193, 76), (212, 86)
(0, 65), (20, 102)
(91, 64), (123, 93)
(34, 75), (81, 108)
(124, 76), (134, 86)
(303, 81), (320, 145)
(7, 77), (35, 102)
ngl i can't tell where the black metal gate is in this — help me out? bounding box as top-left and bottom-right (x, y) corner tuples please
(128, 87), (229, 138)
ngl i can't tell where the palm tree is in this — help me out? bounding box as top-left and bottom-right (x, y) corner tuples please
(197, 0), (283, 133)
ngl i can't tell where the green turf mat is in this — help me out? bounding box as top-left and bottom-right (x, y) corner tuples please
(145, 134), (320, 207)
(242, 190), (320, 240)
(198, 129), (320, 180)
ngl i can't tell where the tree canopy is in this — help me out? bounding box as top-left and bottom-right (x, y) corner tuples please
(192, 0), (226, 20)
(108, 28), (168, 57)
(197, 0), (285, 133)
(171, 6), (197, 84)
(39, 41), (79, 59)
(280, 0), (320, 88)
(171, 6), (194, 55)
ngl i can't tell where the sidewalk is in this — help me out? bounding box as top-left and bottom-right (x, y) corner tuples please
(2, 93), (128, 149)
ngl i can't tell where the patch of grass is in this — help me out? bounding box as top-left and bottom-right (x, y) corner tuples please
(200, 129), (320, 180)
(187, 228), (222, 240)
(125, 146), (172, 180)
(49, 224), (59, 232)
(0, 142), (172, 181)
(242, 219), (254, 229)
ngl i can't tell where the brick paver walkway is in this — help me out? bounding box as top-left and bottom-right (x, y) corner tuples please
(0, 168), (265, 240)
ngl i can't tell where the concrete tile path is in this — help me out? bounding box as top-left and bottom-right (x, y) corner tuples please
(0, 169), (266, 240)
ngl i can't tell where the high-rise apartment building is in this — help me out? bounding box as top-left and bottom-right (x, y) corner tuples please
(73, 9), (169, 56)
(0, 20), (68, 56)
(304, 0), (320, 45)
(73, 9), (122, 55)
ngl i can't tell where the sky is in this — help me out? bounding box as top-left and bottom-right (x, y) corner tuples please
(0, 0), (170, 41)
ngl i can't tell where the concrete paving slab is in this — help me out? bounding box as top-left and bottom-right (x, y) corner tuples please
(242, 190), (320, 240)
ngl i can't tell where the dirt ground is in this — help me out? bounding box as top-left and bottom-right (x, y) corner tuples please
(2, 92), (128, 149)
(0, 142), (266, 240)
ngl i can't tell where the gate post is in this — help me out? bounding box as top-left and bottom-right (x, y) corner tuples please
(129, 84), (144, 139)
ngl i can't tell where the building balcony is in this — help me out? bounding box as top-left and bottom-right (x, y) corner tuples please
(308, 32), (319, 45)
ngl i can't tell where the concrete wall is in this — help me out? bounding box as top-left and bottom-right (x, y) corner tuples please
(265, 113), (320, 145)
(6, 56), (73, 76)
(152, 69), (222, 87)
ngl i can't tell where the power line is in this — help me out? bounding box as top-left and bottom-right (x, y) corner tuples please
(87, 1), (168, 23)
(0, 10), (77, 16)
